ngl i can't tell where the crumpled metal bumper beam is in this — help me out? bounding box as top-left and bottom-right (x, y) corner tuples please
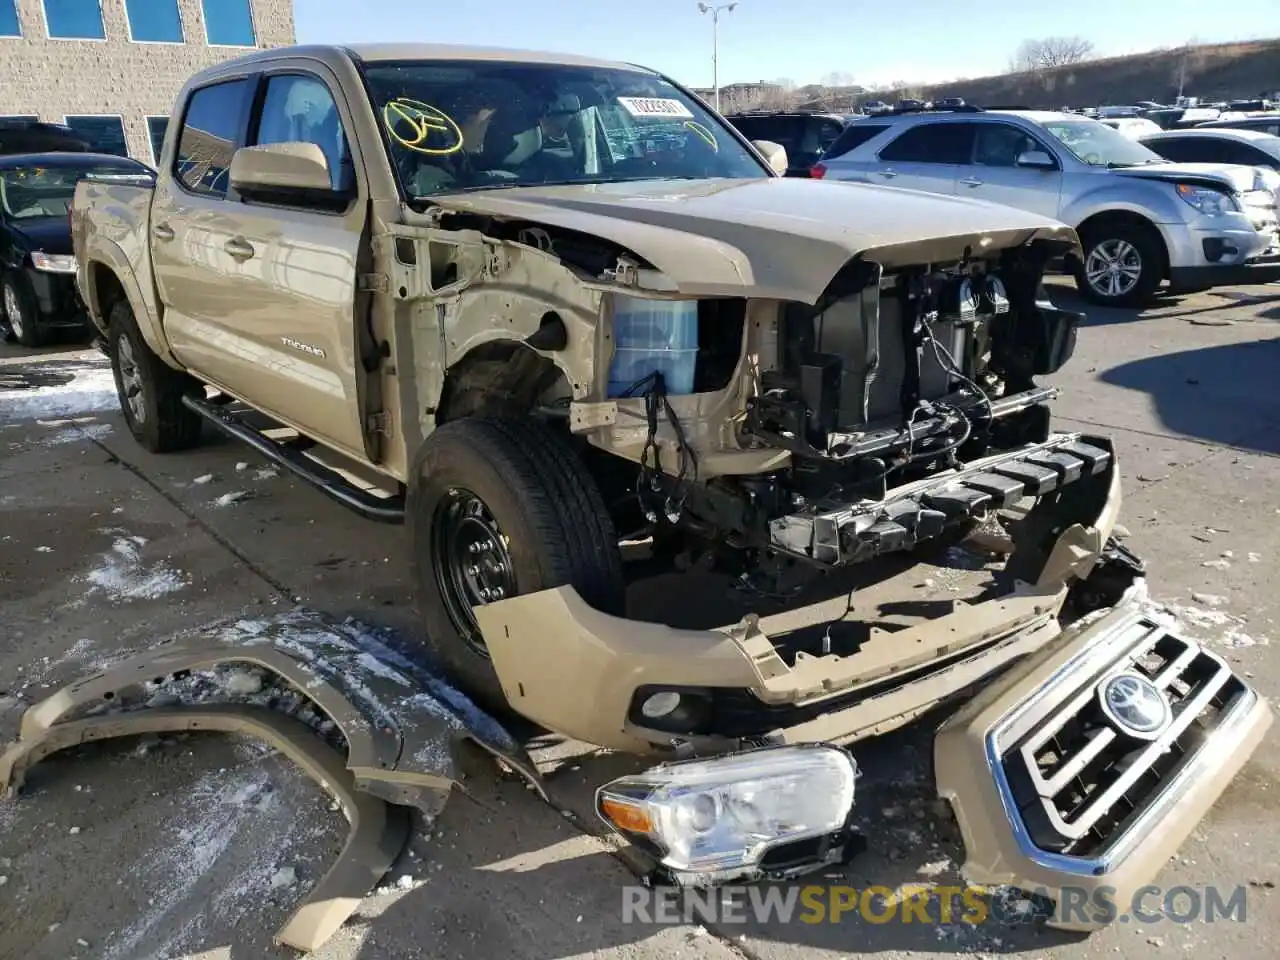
(769, 432), (1113, 566)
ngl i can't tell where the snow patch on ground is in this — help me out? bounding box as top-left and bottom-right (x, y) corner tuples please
(78, 536), (189, 602)
(100, 765), (304, 960)
(0, 365), (119, 422)
(31, 422), (114, 447)
(210, 491), (252, 508)
(1145, 595), (1270, 649)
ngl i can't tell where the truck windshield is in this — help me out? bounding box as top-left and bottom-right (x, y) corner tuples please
(1038, 118), (1169, 168)
(360, 59), (769, 198)
(0, 159), (148, 219)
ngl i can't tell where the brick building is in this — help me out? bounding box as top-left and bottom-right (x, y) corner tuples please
(0, 0), (295, 163)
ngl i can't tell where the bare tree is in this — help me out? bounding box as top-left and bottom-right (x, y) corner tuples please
(821, 70), (857, 89)
(1172, 37), (1206, 98)
(1009, 36), (1095, 73)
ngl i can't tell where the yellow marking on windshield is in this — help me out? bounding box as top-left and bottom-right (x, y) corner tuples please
(684, 121), (718, 151)
(382, 99), (464, 156)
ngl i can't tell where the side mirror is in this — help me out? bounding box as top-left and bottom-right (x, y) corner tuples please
(230, 142), (336, 194)
(1015, 150), (1057, 170)
(752, 139), (789, 176)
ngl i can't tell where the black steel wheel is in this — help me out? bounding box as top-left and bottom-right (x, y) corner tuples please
(431, 487), (520, 655)
(408, 416), (625, 712)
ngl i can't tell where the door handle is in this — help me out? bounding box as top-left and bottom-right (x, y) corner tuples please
(960, 177), (984, 187)
(223, 237), (255, 261)
(152, 223), (175, 241)
(879, 168), (898, 178)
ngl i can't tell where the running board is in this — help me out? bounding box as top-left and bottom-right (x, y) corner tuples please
(769, 434), (1112, 566)
(182, 396), (405, 524)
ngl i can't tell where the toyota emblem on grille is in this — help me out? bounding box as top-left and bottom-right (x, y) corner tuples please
(1099, 672), (1172, 739)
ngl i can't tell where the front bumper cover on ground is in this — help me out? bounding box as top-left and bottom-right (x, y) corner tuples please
(0, 611), (541, 954)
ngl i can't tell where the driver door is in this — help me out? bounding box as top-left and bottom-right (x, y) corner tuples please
(961, 121), (1064, 218)
(211, 68), (369, 457)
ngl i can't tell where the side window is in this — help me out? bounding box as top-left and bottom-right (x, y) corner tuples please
(1219, 141), (1271, 167)
(1146, 139), (1194, 162)
(174, 78), (248, 198)
(973, 123), (1051, 167)
(737, 117), (800, 155)
(251, 74), (352, 193)
(817, 120), (845, 152)
(823, 123), (889, 160)
(879, 122), (976, 164)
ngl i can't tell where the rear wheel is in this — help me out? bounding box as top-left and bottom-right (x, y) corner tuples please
(2, 273), (49, 348)
(408, 416), (625, 712)
(1073, 222), (1165, 307)
(107, 299), (204, 453)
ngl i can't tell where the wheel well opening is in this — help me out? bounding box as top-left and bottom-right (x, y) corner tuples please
(1074, 212), (1170, 279)
(89, 263), (127, 325)
(434, 341), (569, 425)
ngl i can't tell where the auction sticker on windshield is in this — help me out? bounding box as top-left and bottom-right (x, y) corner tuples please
(618, 97), (694, 119)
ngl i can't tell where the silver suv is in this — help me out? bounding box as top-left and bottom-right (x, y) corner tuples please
(814, 109), (1280, 306)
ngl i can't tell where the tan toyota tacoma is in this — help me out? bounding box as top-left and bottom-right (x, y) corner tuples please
(69, 43), (1269, 924)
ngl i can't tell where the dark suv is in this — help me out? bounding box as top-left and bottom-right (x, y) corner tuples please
(723, 112), (847, 176)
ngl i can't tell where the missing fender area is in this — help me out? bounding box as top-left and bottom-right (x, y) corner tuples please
(0, 610), (541, 954)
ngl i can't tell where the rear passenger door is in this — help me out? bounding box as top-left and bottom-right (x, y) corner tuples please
(871, 121), (978, 196)
(151, 76), (256, 374)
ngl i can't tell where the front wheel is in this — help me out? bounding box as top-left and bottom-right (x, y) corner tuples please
(408, 416), (625, 713)
(1073, 224), (1165, 307)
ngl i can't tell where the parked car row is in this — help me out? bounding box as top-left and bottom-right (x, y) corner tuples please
(798, 106), (1280, 305)
(1, 151), (152, 346)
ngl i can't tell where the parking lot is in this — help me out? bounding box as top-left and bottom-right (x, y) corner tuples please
(1, 279), (1278, 960)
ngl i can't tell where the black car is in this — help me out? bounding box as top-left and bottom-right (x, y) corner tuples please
(0, 120), (92, 157)
(722, 112), (848, 176)
(1, 152), (152, 347)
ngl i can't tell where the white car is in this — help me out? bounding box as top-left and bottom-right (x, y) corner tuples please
(813, 108), (1280, 304)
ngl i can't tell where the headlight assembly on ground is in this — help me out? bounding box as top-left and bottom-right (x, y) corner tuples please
(595, 744), (858, 882)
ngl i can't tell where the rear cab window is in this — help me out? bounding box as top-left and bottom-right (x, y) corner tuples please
(173, 79), (250, 198)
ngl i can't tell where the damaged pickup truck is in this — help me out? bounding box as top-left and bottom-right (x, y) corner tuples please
(66, 43), (1269, 929)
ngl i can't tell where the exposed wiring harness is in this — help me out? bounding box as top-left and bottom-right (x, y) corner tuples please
(618, 370), (699, 524)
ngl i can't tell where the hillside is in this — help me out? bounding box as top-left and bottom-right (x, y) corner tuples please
(921, 38), (1280, 109)
(780, 37), (1280, 113)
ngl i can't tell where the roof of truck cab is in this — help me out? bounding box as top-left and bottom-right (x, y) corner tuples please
(187, 43), (654, 81)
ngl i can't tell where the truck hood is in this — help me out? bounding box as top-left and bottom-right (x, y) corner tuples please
(429, 178), (1077, 304)
(1112, 161), (1261, 193)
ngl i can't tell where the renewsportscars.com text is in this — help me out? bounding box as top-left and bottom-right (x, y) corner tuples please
(621, 883), (1249, 926)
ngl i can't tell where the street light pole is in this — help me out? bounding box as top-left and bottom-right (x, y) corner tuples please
(697, 2), (737, 113)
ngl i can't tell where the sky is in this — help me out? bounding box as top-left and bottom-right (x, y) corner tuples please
(293, 0), (1279, 90)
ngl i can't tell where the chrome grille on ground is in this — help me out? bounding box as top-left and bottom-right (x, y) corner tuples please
(1000, 620), (1248, 859)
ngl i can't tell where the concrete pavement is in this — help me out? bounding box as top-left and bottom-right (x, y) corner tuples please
(1, 279), (1277, 959)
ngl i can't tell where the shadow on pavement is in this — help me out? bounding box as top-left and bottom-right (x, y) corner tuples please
(1100, 337), (1280, 454)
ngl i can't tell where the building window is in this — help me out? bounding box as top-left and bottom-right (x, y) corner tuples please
(0, 116), (40, 124)
(175, 79), (249, 196)
(201, 0), (255, 47)
(147, 116), (169, 164)
(63, 115), (127, 156)
(125, 0), (183, 43)
(1, 0), (21, 38)
(42, 0), (105, 40)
